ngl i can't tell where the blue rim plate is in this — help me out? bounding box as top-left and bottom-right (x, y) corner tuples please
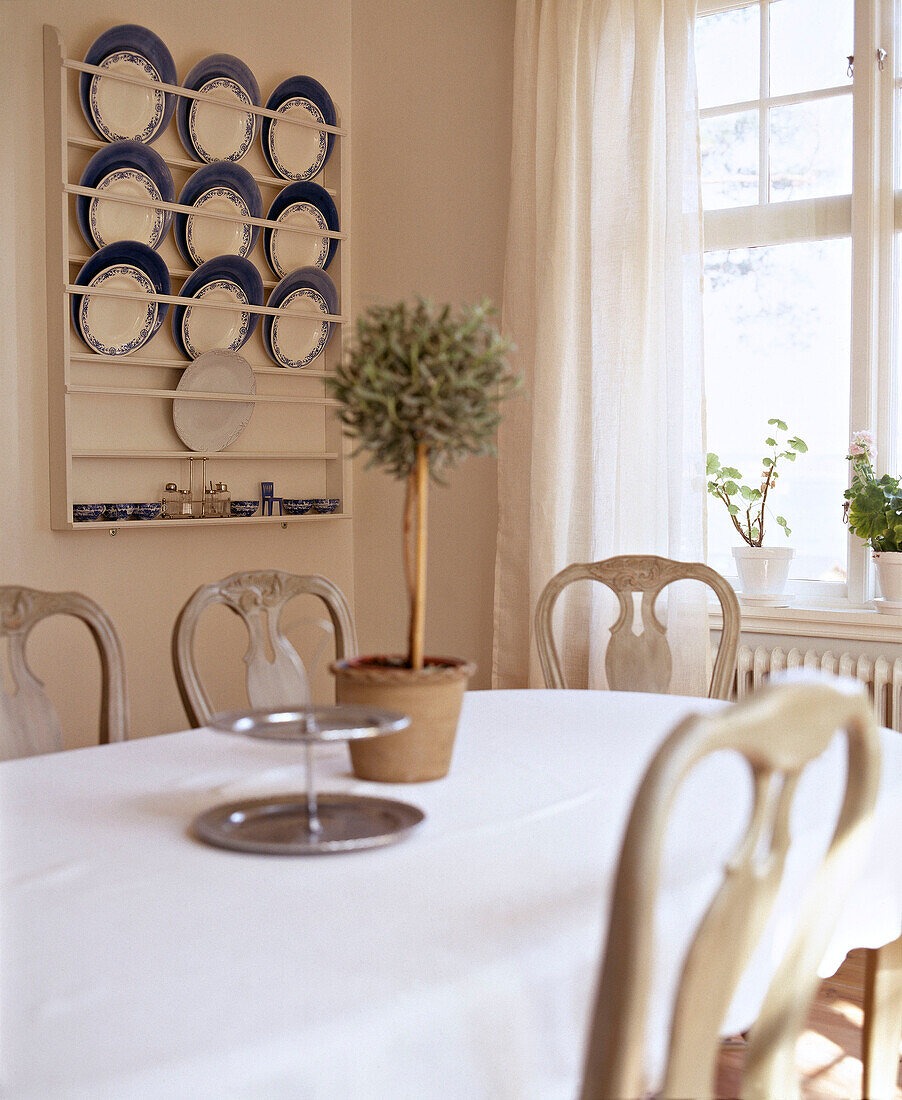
(71, 241), (169, 355)
(171, 254), (263, 359)
(79, 25), (177, 144)
(173, 162), (263, 268)
(264, 181), (339, 277)
(263, 266), (338, 369)
(177, 53), (261, 163)
(261, 76), (336, 181)
(77, 140), (174, 251)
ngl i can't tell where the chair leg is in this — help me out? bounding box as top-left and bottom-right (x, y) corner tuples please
(863, 936), (902, 1099)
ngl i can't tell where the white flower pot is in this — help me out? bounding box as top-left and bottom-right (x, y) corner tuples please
(732, 545), (794, 599)
(873, 552), (902, 602)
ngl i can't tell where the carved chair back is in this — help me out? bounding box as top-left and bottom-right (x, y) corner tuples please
(172, 571), (358, 727)
(0, 585), (128, 759)
(534, 554), (741, 700)
(580, 677), (881, 1100)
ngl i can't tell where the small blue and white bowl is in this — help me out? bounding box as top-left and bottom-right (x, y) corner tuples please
(73, 503), (105, 522)
(312, 498), (340, 514)
(114, 503), (137, 521)
(282, 498), (315, 515)
(230, 499), (259, 517)
(133, 502), (162, 520)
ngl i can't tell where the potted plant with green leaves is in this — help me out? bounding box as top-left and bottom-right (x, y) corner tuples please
(328, 298), (519, 781)
(844, 430), (902, 609)
(706, 419), (808, 601)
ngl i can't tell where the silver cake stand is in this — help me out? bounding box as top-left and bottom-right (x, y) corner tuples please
(192, 705), (422, 855)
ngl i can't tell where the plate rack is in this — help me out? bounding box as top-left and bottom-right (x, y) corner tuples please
(43, 25), (352, 530)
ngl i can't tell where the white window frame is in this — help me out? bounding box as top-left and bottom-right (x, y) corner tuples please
(697, 0), (897, 611)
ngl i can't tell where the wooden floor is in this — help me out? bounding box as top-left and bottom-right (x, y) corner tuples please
(715, 950), (902, 1099)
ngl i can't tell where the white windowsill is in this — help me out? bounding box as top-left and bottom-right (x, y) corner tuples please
(710, 602), (902, 644)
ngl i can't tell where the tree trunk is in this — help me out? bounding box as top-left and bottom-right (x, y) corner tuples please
(407, 442), (429, 670)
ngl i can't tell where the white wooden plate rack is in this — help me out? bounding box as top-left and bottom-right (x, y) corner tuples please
(43, 25), (352, 530)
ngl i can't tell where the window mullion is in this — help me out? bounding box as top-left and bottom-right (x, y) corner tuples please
(848, 0), (885, 603)
(759, 0), (769, 203)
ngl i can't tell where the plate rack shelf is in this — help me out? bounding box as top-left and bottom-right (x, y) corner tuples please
(43, 25), (352, 531)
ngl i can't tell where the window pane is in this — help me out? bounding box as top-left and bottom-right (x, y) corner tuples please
(769, 96), (852, 201)
(769, 0), (853, 98)
(701, 110), (759, 209)
(704, 240), (851, 583)
(696, 5), (760, 109)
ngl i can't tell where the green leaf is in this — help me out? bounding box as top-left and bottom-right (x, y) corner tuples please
(776, 516), (788, 527)
(768, 418), (788, 431)
(728, 505), (740, 515)
(724, 481), (739, 496)
(789, 437), (808, 452)
(720, 466), (743, 479)
(706, 453), (721, 474)
(762, 457), (773, 467)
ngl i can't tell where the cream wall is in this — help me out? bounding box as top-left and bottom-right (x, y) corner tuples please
(0, 0), (515, 745)
(350, 0), (515, 687)
(0, 0), (354, 744)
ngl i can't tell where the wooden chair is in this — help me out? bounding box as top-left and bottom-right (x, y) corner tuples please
(534, 554), (741, 700)
(172, 570), (358, 727)
(0, 585), (128, 759)
(580, 676), (881, 1100)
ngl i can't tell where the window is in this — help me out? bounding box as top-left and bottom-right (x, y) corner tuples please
(695, 0), (897, 605)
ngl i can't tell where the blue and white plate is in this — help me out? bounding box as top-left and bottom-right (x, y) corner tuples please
(263, 266), (338, 369)
(174, 162), (262, 268)
(71, 242), (169, 356)
(79, 25), (176, 144)
(261, 76), (336, 182)
(172, 255), (263, 360)
(264, 181), (339, 278)
(177, 54), (261, 163)
(77, 141), (174, 251)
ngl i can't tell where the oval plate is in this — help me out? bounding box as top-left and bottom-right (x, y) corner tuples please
(172, 349), (256, 452)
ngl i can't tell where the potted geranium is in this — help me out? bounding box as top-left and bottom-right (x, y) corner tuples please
(706, 419), (808, 600)
(844, 430), (902, 607)
(327, 298), (519, 781)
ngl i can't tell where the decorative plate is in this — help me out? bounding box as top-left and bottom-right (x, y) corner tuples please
(261, 76), (336, 181)
(172, 349), (256, 452)
(181, 279), (251, 359)
(177, 54), (261, 163)
(174, 162), (262, 268)
(264, 180), (339, 277)
(263, 266), (338, 369)
(171, 255), (263, 360)
(71, 241), (169, 356)
(77, 141), (174, 251)
(79, 25), (177, 144)
(185, 187), (252, 266)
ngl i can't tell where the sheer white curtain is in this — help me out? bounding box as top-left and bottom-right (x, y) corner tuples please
(493, 0), (709, 692)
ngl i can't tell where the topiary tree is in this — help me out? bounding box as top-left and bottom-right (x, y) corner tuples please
(328, 298), (519, 670)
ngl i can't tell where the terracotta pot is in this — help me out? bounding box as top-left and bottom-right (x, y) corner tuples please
(331, 655), (475, 782)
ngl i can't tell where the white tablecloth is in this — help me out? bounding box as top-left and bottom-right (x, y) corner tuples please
(3, 689), (902, 1099)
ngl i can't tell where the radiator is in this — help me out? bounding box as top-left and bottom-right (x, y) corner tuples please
(735, 644), (902, 732)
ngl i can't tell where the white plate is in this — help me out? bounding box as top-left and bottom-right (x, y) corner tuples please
(188, 77), (255, 162)
(267, 98), (328, 181)
(181, 278), (251, 359)
(269, 287), (330, 368)
(269, 202), (329, 277)
(186, 186), (252, 265)
(79, 264), (158, 356)
(736, 592), (793, 607)
(89, 168), (164, 249)
(89, 51), (165, 143)
(173, 349), (256, 452)
(873, 598), (902, 615)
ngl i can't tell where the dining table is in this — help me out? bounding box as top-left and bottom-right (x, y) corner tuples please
(3, 688), (902, 1100)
